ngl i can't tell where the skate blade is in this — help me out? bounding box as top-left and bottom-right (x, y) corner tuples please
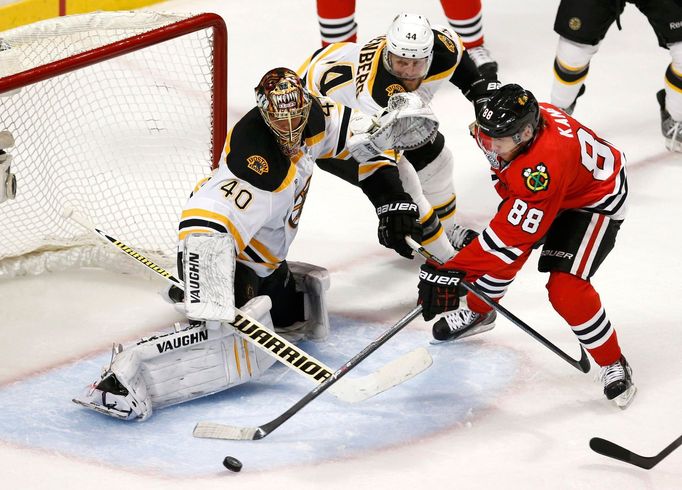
(72, 397), (132, 420)
(614, 385), (637, 410)
(429, 322), (495, 344)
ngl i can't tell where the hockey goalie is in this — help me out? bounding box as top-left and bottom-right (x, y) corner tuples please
(72, 67), (438, 421)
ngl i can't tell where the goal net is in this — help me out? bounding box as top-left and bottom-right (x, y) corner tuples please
(0, 11), (227, 278)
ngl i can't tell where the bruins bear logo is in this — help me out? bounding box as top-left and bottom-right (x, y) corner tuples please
(247, 155), (269, 175)
(386, 83), (406, 97)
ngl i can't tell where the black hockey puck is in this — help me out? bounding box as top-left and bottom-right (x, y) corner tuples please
(222, 456), (242, 472)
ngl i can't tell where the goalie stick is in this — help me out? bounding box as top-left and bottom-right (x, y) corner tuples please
(405, 236), (591, 373)
(590, 435), (682, 470)
(193, 305), (423, 440)
(63, 207), (432, 404)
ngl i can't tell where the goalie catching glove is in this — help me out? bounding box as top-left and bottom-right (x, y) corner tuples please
(376, 195), (421, 259)
(0, 130), (16, 203)
(347, 92), (439, 162)
(417, 263), (465, 321)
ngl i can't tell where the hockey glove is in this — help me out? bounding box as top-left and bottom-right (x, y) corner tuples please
(418, 263), (465, 321)
(376, 197), (421, 259)
(465, 78), (501, 117)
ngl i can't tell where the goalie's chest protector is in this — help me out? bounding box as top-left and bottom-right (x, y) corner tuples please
(183, 108), (335, 277)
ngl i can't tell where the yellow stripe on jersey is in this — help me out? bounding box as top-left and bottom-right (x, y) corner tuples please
(366, 39), (386, 97)
(304, 130), (325, 147)
(274, 162), (297, 193)
(224, 127), (235, 155)
(179, 208), (246, 252)
(249, 236), (281, 265)
(336, 148), (350, 159)
(192, 175), (211, 193)
(359, 160), (393, 175)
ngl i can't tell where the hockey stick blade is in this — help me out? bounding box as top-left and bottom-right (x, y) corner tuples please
(590, 435), (682, 470)
(320, 346), (431, 403)
(193, 422), (264, 441)
(405, 236), (590, 373)
(193, 305), (424, 441)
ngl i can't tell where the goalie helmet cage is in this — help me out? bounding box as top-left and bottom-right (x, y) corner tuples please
(0, 11), (227, 278)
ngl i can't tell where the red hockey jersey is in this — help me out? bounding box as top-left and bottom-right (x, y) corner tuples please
(448, 103), (627, 278)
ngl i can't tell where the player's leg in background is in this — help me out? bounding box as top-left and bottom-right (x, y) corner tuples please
(397, 153), (456, 262)
(539, 210), (635, 407)
(317, 0), (357, 47)
(642, 0), (682, 151)
(550, 0), (621, 114)
(440, 0), (497, 77)
(403, 134), (477, 253)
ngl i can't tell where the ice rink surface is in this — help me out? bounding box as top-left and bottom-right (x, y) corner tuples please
(1, 0), (681, 488)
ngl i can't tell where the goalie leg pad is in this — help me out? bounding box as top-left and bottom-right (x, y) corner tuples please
(73, 296), (277, 420)
(183, 232), (236, 322)
(287, 261), (331, 342)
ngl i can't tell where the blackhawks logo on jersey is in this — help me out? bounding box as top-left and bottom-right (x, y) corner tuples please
(247, 155), (269, 175)
(386, 83), (406, 97)
(523, 163), (549, 192)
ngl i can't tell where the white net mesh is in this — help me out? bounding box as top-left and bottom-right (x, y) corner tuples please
(0, 11), (225, 278)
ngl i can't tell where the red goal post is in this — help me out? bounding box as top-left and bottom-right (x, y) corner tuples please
(0, 11), (227, 277)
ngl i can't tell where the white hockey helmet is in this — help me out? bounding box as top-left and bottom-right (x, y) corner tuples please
(383, 13), (434, 81)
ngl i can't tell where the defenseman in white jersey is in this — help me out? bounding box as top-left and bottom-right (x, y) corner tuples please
(300, 12), (500, 262)
(73, 68), (425, 421)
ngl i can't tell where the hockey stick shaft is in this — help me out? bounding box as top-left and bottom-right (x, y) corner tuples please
(590, 435), (682, 469)
(64, 209), (431, 402)
(193, 305), (423, 440)
(406, 237), (591, 373)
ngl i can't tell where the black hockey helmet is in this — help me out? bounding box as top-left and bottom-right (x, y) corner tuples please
(476, 84), (540, 139)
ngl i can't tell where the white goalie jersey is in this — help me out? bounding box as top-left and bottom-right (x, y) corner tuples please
(299, 29), (465, 114)
(179, 97), (399, 277)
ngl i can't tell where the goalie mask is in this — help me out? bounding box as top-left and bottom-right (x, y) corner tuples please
(255, 67), (312, 157)
(472, 84), (540, 169)
(383, 13), (434, 85)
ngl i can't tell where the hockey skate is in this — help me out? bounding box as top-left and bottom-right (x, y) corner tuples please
(446, 223), (479, 250)
(432, 308), (496, 342)
(467, 45), (498, 79)
(656, 89), (682, 152)
(599, 355), (636, 409)
(72, 344), (151, 420)
(565, 85), (586, 115)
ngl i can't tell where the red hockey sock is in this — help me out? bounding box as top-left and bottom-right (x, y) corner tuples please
(317, 0), (357, 46)
(439, 0), (484, 48)
(546, 272), (621, 366)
